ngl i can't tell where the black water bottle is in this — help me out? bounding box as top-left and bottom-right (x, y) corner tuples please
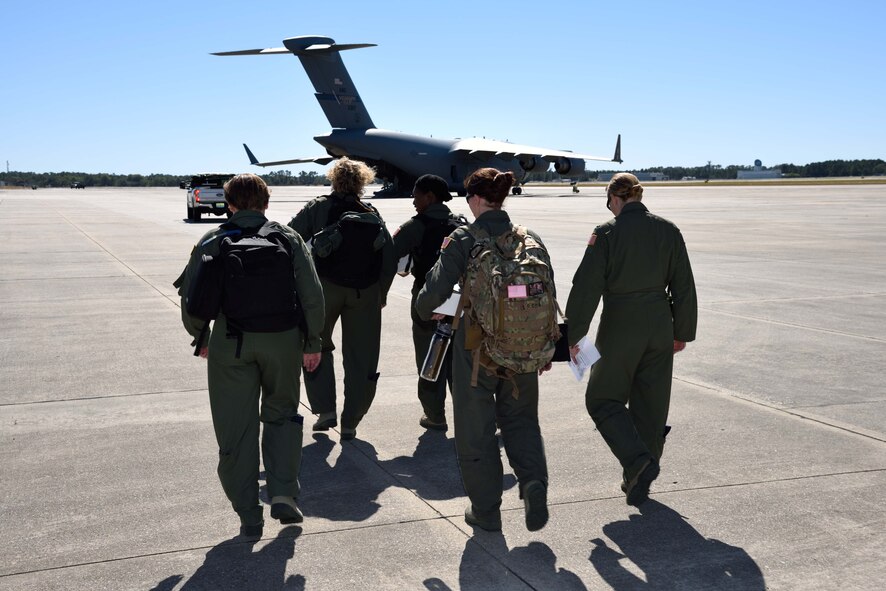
(420, 321), (452, 382)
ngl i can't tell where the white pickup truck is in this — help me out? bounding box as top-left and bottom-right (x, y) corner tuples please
(181, 173), (234, 221)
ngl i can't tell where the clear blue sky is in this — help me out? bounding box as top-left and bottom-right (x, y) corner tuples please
(2, 0), (883, 175)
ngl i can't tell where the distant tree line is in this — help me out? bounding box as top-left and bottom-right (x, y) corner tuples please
(524, 158), (886, 182)
(3, 159), (883, 188)
(0, 169), (328, 188)
(590, 159), (886, 182)
(775, 159), (886, 178)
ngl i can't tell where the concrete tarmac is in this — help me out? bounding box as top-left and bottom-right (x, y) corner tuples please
(1, 184), (884, 590)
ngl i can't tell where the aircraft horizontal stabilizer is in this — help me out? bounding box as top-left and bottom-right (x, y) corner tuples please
(212, 48), (292, 56)
(217, 36), (377, 130)
(213, 39), (376, 57)
(242, 144), (333, 167)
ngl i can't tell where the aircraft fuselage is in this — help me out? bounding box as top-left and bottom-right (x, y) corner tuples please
(313, 128), (526, 193)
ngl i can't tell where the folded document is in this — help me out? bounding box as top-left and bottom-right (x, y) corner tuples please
(568, 335), (600, 381)
(432, 287), (462, 317)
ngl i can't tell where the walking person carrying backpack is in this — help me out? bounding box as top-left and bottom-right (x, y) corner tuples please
(288, 158), (397, 441)
(175, 173), (325, 539)
(415, 168), (558, 533)
(393, 174), (467, 432)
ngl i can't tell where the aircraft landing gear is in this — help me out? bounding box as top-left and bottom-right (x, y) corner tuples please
(512, 186), (523, 195)
(571, 182), (580, 193)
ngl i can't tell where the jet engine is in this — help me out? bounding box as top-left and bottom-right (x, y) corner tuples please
(554, 157), (586, 177)
(519, 155), (549, 173)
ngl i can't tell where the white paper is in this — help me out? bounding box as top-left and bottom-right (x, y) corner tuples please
(397, 254), (411, 276)
(568, 335), (600, 381)
(432, 287), (462, 316)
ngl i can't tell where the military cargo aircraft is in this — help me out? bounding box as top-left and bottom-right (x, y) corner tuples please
(214, 35), (621, 196)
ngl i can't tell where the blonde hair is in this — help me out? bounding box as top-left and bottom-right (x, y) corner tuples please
(326, 157), (377, 197)
(607, 172), (643, 201)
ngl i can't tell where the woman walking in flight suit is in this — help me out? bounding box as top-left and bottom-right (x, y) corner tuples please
(566, 172), (697, 507)
(393, 174), (465, 432)
(415, 167), (551, 533)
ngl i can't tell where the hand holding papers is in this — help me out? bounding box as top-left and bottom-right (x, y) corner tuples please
(568, 335), (600, 381)
(432, 286), (462, 317)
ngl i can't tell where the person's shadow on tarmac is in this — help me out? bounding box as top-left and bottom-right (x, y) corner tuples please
(294, 430), (514, 522)
(431, 534), (586, 591)
(148, 526), (305, 591)
(292, 432), (386, 521)
(589, 500), (765, 590)
(363, 430), (478, 501)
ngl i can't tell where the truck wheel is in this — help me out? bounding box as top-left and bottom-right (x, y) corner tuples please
(187, 206), (195, 221)
(193, 210), (202, 221)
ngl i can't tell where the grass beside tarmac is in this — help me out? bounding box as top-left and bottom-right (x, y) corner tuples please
(536, 177), (886, 189)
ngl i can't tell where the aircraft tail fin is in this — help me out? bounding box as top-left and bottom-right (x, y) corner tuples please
(285, 36), (376, 130)
(612, 134), (622, 163)
(214, 36), (376, 130)
(243, 143), (259, 165)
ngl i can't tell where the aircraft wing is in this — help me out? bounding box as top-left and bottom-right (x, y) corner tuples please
(450, 134), (622, 163)
(242, 144), (334, 167)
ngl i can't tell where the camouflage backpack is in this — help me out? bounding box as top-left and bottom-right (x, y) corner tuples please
(459, 224), (562, 381)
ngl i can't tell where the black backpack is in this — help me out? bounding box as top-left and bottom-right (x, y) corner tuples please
(411, 213), (468, 284)
(311, 197), (386, 289)
(185, 222), (299, 352)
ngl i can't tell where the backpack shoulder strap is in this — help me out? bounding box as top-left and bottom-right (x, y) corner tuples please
(414, 213), (434, 227)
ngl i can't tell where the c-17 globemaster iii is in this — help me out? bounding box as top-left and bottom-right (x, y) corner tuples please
(214, 35), (622, 196)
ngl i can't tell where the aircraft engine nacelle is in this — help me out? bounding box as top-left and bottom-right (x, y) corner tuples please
(519, 155), (549, 173)
(554, 157), (586, 177)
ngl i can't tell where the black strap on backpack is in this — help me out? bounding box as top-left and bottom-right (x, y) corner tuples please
(183, 228), (242, 355)
(221, 223), (299, 351)
(312, 197), (385, 289)
(186, 221), (300, 358)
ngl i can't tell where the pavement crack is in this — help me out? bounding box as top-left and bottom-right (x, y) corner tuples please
(0, 388), (206, 407)
(56, 210), (181, 308)
(698, 308), (886, 342)
(674, 376), (886, 443)
(706, 291), (886, 305)
(649, 467), (886, 498)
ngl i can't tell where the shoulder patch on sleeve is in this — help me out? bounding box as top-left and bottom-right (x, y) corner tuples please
(588, 234), (597, 246)
(441, 236), (453, 249)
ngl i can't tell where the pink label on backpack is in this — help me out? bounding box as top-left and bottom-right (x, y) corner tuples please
(507, 284), (528, 298)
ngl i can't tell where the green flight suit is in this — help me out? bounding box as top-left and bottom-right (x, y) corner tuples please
(565, 201), (697, 483)
(415, 210), (549, 518)
(393, 202), (457, 423)
(177, 210), (325, 527)
(289, 193), (397, 431)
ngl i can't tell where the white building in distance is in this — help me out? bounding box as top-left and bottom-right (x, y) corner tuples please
(737, 159), (782, 179)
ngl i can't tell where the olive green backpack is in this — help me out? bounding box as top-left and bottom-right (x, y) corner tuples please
(457, 224), (562, 388)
